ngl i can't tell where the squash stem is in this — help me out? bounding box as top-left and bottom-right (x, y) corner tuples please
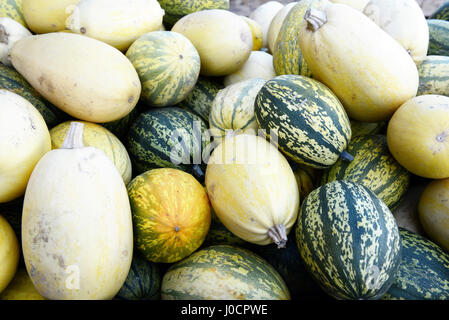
(61, 122), (84, 149)
(304, 8), (328, 31)
(340, 150), (354, 162)
(267, 224), (288, 249)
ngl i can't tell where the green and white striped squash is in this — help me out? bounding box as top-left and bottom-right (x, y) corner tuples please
(161, 245), (290, 300)
(255, 74), (352, 169)
(272, 0), (328, 76)
(321, 135), (411, 211)
(350, 119), (386, 138)
(102, 106), (141, 142)
(296, 180), (402, 300)
(417, 55), (449, 96)
(382, 228), (449, 300)
(431, 1), (449, 21)
(427, 19), (449, 57)
(209, 78), (266, 143)
(126, 31), (200, 108)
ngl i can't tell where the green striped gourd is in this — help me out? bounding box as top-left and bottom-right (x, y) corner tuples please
(255, 74), (352, 169)
(382, 228), (449, 300)
(321, 135), (411, 210)
(0, 64), (69, 128)
(177, 76), (223, 124)
(431, 1), (449, 21)
(126, 107), (208, 181)
(427, 19), (449, 56)
(102, 106), (141, 142)
(0, 0), (26, 27)
(209, 78), (266, 143)
(350, 120), (386, 137)
(126, 31), (200, 108)
(417, 55), (449, 96)
(161, 245), (290, 300)
(297, 180), (402, 300)
(115, 254), (161, 300)
(272, 0), (328, 76)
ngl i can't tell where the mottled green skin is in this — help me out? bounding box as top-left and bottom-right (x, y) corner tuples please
(382, 228), (449, 300)
(255, 75), (352, 168)
(297, 181), (402, 300)
(115, 254), (161, 300)
(102, 106), (141, 142)
(428, 19), (449, 56)
(430, 2), (449, 21)
(158, 0), (229, 17)
(321, 135), (411, 211)
(350, 120), (386, 138)
(177, 76), (223, 124)
(161, 245), (290, 300)
(0, 64), (70, 128)
(126, 107), (209, 179)
(417, 55), (449, 96)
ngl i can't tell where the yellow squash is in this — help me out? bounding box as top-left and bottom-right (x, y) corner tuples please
(387, 95), (449, 179)
(299, 3), (419, 122)
(205, 134), (299, 247)
(266, 1), (297, 53)
(0, 89), (51, 203)
(0, 269), (45, 300)
(249, 1), (284, 48)
(10, 32), (141, 123)
(0, 215), (19, 294)
(241, 16), (263, 51)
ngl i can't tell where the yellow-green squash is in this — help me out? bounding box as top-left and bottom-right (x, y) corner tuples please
(0, 214), (19, 294)
(267, 1), (297, 53)
(417, 55), (449, 96)
(0, 269), (45, 300)
(0, 0), (26, 27)
(241, 16), (263, 51)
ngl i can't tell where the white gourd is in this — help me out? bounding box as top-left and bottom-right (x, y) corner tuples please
(0, 17), (31, 67)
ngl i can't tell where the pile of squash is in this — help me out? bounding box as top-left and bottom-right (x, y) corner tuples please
(1, 0), (449, 301)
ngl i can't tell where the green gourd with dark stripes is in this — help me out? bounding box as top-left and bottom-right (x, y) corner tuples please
(417, 55), (449, 96)
(430, 2), (449, 21)
(427, 19), (449, 56)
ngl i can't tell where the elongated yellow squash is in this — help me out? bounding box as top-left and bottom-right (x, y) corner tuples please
(223, 51), (275, 86)
(299, 3), (419, 122)
(249, 1), (284, 48)
(205, 134), (299, 247)
(241, 16), (263, 51)
(22, 122), (133, 300)
(10, 32), (141, 123)
(0, 215), (19, 294)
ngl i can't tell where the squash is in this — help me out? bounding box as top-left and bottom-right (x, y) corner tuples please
(427, 19), (449, 57)
(65, 0), (165, 52)
(0, 90), (51, 203)
(0, 214), (19, 294)
(209, 78), (266, 143)
(241, 16), (263, 51)
(0, 0), (26, 27)
(417, 55), (449, 96)
(10, 32), (141, 123)
(0, 269), (44, 300)
(330, 0), (369, 11)
(266, 2), (297, 53)
(101, 106), (140, 141)
(22, 0), (79, 34)
(172, 9), (252, 76)
(22, 122), (133, 300)
(387, 95), (449, 179)
(248, 1), (284, 48)
(205, 134), (299, 247)
(299, 3), (419, 122)
(350, 119), (386, 137)
(363, 0), (429, 65)
(297, 180), (402, 300)
(0, 17), (30, 67)
(293, 164), (321, 204)
(161, 245), (290, 300)
(223, 51), (275, 87)
(128, 168), (211, 263)
(49, 121), (132, 184)
(431, 1), (449, 21)
(418, 178), (449, 252)
(126, 31), (200, 108)
(255, 75), (352, 169)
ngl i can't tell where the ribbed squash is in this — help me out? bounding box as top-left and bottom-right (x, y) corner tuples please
(299, 4), (419, 122)
(382, 228), (449, 300)
(418, 178), (449, 252)
(350, 119), (386, 137)
(387, 95), (449, 179)
(128, 168), (211, 263)
(0, 0), (26, 27)
(363, 0), (429, 65)
(273, 0), (328, 76)
(431, 1), (449, 20)
(205, 134), (299, 247)
(418, 55), (449, 96)
(0, 17), (31, 67)
(249, 1), (284, 49)
(161, 245), (290, 300)
(10, 32), (141, 123)
(0, 214), (19, 293)
(428, 19), (449, 56)
(255, 75), (352, 169)
(209, 78), (266, 143)
(0, 269), (44, 300)
(126, 31), (200, 108)
(330, 0), (369, 11)
(241, 16), (263, 51)
(297, 180), (402, 300)
(266, 1), (297, 53)
(50, 121), (132, 184)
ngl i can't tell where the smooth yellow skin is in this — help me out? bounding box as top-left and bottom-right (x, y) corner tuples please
(223, 51), (275, 86)
(241, 16), (263, 51)
(205, 134), (299, 245)
(10, 33), (141, 123)
(266, 1), (297, 53)
(387, 95), (449, 179)
(172, 9), (253, 77)
(66, 0), (165, 52)
(299, 3), (419, 122)
(419, 179), (449, 252)
(330, 0), (369, 11)
(249, 1), (284, 48)
(0, 269), (45, 300)
(0, 90), (51, 203)
(363, 0), (429, 65)
(0, 215), (19, 294)
(22, 0), (79, 34)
